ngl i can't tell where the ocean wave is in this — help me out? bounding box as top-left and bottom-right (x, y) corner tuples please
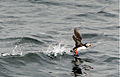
(0, 41), (71, 58)
(75, 4), (101, 8)
(82, 33), (99, 38)
(0, 52), (56, 65)
(101, 26), (120, 30)
(97, 11), (117, 17)
(104, 35), (118, 41)
(98, 54), (119, 64)
(0, 37), (45, 45)
(29, 0), (60, 5)
(103, 56), (119, 63)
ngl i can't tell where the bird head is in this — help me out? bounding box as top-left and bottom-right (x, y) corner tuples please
(85, 43), (92, 47)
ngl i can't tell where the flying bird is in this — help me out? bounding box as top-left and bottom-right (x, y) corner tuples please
(71, 28), (92, 55)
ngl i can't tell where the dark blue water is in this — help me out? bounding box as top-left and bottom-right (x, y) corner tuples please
(0, 0), (119, 77)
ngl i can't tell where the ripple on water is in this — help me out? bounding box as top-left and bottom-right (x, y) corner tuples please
(0, 37), (45, 45)
(0, 0), (118, 77)
(97, 11), (117, 17)
(82, 33), (99, 38)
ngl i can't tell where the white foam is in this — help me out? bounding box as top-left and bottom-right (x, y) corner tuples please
(0, 52), (22, 57)
(0, 42), (72, 57)
(0, 45), (23, 57)
(44, 42), (71, 57)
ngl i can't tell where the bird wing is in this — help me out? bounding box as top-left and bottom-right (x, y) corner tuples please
(74, 28), (82, 41)
(72, 35), (83, 47)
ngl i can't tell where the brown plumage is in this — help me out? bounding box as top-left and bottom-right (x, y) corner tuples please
(72, 28), (83, 48)
(74, 28), (82, 41)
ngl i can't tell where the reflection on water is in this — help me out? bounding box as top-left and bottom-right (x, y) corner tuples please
(71, 52), (93, 77)
(0, 0), (119, 77)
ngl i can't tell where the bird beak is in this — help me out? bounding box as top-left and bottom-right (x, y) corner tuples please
(89, 44), (92, 47)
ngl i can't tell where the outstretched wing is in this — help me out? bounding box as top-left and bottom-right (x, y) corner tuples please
(74, 28), (82, 41)
(72, 35), (83, 47)
(72, 35), (78, 46)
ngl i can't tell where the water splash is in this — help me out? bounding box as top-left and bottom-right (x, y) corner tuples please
(44, 42), (71, 57)
(0, 41), (71, 57)
(0, 45), (22, 57)
(12, 45), (22, 56)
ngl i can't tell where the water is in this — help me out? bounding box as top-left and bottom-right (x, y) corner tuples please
(0, 0), (119, 77)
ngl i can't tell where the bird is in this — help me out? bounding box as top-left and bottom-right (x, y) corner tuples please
(71, 28), (92, 55)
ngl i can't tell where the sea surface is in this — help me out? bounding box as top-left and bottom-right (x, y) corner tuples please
(0, 0), (119, 77)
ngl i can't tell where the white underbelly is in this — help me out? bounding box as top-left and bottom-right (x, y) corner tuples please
(76, 46), (86, 52)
